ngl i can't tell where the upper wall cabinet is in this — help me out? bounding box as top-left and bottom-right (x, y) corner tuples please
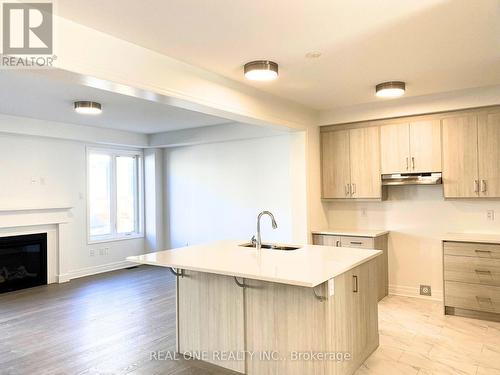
(442, 112), (500, 198)
(321, 127), (381, 200)
(380, 120), (441, 174)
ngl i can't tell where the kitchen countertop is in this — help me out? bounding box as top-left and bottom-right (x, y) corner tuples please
(311, 229), (389, 238)
(127, 240), (382, 288)
(443, 232), (500, 244)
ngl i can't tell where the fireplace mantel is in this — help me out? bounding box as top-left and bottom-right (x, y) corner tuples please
(0, 206), (73, 212)
(0, 206), (73, 229)
(0, 206), (73, 283)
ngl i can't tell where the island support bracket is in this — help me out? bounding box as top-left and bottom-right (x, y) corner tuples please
(169, 267), (184, 278)
(234, 276), (246, 288)
(313, 284), (327, 302)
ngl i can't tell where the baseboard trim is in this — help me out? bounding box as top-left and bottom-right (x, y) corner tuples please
(389, 284), (443, 302)
(58, 260), (135, 283)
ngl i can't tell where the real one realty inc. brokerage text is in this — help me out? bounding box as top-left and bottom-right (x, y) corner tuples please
(150, 350), (352, 362)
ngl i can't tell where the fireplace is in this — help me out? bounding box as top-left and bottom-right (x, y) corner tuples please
(0, 233), (47, 293)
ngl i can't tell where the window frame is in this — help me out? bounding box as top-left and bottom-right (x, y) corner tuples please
(86, 146), (144, 244)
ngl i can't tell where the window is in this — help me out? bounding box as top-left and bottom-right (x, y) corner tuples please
(87, 148), (143, 243)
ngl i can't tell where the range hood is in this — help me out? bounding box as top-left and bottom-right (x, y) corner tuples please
(382, 172), (442, 186)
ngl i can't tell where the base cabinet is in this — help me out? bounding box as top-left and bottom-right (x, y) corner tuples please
(313, 233), (388, 301)
(177, 259), (380, 375)
(443, 241), (500, 322)
(177, 270), (245, 373)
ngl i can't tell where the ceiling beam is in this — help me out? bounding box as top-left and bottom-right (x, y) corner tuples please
(51, 16), (317, 131)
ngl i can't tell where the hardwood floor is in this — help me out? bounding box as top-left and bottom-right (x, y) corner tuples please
(1, 266), (499, 375)
(0, 266), (238, 375)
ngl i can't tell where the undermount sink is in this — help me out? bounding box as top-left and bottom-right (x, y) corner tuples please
(239, 243), (301, 251)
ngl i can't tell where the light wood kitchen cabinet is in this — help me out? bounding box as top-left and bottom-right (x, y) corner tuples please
(178, 270), (245, 372)
(444, 240), (500, 321)
(349, 127), (381, 199)
(478, 112), (500, 197)
(380, 123), (410, 174)
(321, 127), (381, 199)
(380, 120), (441, 174)
(410, 120), (442, 173)
(442, 112), (500, 198)
(321, 130), (350, 199)
(332, 260), (379, 375)
(312, 232), (388, 301)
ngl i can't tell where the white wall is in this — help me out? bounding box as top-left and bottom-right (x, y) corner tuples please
(0, 132), (145, 279)
(165, 134), (308, 248)
(324, 185), (500, 300)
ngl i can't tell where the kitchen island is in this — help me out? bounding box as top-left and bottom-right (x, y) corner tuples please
(127, 240), (381, 375)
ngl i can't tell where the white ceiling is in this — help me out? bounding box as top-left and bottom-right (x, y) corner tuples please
(0, 70), (233, 134)
(57, 0), (500, 110)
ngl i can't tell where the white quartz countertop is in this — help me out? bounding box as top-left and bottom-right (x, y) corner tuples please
(127, 240), (382, 288)
(311, 229), (389, 238)
(443, 233), (500, 244)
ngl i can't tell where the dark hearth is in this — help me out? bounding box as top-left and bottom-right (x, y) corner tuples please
(0, 233), (47, 293)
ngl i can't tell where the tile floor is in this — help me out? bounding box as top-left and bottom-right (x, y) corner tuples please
(355, 295), (500, 375)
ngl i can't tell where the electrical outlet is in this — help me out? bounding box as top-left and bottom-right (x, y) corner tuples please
(487, 210), (495, 221)
(420, 285), (432, 296)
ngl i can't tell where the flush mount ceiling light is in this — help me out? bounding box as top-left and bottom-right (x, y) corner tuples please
(375, 81), (406, 98)
(244, 60), (278, 81)
(74, 101), (102, 115)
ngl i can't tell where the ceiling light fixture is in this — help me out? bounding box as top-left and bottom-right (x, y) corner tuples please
(375, 81), (406, 98)
(244, 60), (278, 81)
(74, 101), (102, 115)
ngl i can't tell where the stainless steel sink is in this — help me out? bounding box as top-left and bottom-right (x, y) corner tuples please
(239, 243), (300, 251)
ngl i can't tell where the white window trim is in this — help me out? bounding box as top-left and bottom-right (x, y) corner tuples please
(86, 146), (145, 244)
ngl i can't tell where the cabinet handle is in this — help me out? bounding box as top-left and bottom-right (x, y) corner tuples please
(481, 180), (487, 193)
(352, 183), (356, 195)
(411, 157), (415, 170)
(336, 240), (340, 247)
(345, 183), (350, 196)
(352, 275), (358, 293)
(476, 296), (492, 304)
(475, 269), (492, 275)
(350, 241), (363, 245)
(406, 157), (409, 170)
(475, 249), (492, 254)
(474, 180), (479, 193)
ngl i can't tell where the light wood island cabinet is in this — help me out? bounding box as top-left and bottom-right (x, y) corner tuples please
(312, 230), (388, 302)
(128, 240), (382, 375)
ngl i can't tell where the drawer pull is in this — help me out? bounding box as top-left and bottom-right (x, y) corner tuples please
(476, 296), (492, 304)
(475, 269), (492, 275)
(350, 241), (363, 245)
(475, 250), (492, 254)
(335, 240), (340, 247)
(352, 275), (358, 293)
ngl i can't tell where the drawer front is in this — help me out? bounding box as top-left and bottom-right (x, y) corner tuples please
(340, 236), (374, 249)
(444, 241), (500, 259)
(445, 281), (500, 314)
(444, 255), (500, 287)
(312, 234), (341, 246)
